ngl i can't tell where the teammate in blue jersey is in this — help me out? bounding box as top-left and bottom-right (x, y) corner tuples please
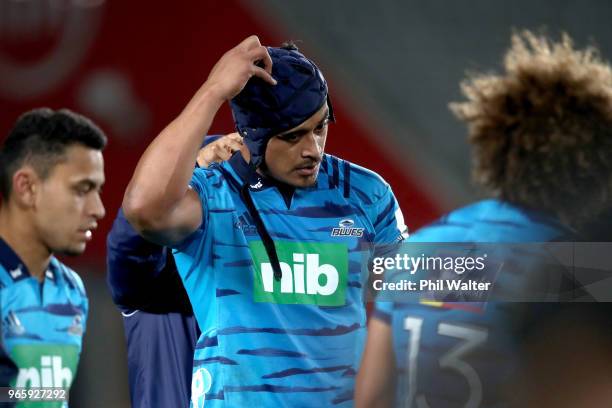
(106, 133), (242, 408)
(0, 108), (106, 407)
(122, 35), (408, 407)
(356, 30), (612, 407)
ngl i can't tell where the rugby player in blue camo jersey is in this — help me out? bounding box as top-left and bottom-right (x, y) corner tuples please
(123, 35), (408, 407)
(106, 133), (242, 408)
(0, 109), (106, 407)
(355, 31), (612, 408)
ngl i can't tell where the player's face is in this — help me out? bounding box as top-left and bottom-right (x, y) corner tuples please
(263, 104), (329, 188)
(33, 145), (105, 256)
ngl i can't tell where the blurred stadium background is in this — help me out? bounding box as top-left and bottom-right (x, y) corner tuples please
(1, 0), (612, 406)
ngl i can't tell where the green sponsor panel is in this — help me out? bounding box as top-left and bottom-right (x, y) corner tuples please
(10, 344), (79, 408)
(250, 241), (348, 306)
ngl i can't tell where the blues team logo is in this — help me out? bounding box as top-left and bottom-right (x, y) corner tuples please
(67, 315), (84, 336)
(331, 219), (364, 237)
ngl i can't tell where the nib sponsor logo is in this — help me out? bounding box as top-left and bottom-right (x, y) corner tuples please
(261, 253), (339, 296)
(11, 345), (79, 390)
(16, 356), (72, 388)
(250, 241), (348, 306)
(331, 219), (364, 237)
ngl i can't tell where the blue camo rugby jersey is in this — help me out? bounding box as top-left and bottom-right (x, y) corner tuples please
(0, 238), (88, 408)
(172, 152), (408, 407)
(374, 199), (575, 408)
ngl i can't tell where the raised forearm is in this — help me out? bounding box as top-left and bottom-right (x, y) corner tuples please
(123, 35), (274, 236)
(123, 86), (223, 228)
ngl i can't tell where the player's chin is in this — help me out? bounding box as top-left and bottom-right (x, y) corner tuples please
(57, 242), (87, 257)
(290, 174), (318, 188)
(288, 168), (319, 187)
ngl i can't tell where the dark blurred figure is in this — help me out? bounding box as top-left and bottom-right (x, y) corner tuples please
(513, 209), (612, 407)
(106, 134), (242, 408)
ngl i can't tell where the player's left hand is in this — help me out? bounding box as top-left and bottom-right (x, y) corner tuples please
(197, 133), (244, 167)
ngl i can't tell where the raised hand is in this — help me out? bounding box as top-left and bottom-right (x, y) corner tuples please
(204, 35), (276, 102)
(197, 133), (244, 167)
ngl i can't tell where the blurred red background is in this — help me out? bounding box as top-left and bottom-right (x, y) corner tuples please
(0, 0), (440, 265)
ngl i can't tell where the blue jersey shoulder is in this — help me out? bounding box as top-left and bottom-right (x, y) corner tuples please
(52, 258), (87, 297)
(190, 166), (226, 192)
(412, 199), (573, 243)
(321, 154), (390, 207)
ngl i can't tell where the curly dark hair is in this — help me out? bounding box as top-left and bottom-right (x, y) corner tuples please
(450, 30), (612, 227)
(0, 108), (107, 200)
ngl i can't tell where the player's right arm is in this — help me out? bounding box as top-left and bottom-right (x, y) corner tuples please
(108, 134), (242, 310)
(122, 35), (275, 246)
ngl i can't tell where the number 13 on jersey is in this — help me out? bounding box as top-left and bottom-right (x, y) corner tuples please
(403, 316), (489, 408)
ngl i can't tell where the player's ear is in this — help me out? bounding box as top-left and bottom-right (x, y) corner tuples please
(11, 166), (40, 208)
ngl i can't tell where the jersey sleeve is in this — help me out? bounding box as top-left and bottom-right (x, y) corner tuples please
(370, 185), (409, 245)
(106, 210), (168, 309)
(81, 293), (90, 335)
(347, 161), (408, 245)
(56, 262), (89, 334)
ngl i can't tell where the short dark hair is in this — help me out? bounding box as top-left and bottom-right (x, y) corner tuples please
(450, 30), (612, 227)
(0, 108), (107, 200)
(280, 41), (299, 51)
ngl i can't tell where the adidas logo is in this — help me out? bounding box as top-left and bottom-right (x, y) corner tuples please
(234, 213), (257, 235)
(5, 311), (25, 336)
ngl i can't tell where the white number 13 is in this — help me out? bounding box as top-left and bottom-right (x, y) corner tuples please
(404, 317), (488, 408)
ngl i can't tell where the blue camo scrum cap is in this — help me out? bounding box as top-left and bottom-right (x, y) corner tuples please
(230, 44), (335, 168)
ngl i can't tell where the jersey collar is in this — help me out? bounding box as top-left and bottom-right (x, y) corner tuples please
(227, 152), (299, 208)
(0, 237), (58, 282)
(0, 236), (31, 281)
(227, 152), (269, 190)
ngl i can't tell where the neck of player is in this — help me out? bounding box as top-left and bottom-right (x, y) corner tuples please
(0, 205), (52, 282)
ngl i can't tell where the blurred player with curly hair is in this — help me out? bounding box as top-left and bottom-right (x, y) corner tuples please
(356, 30), (612, 408)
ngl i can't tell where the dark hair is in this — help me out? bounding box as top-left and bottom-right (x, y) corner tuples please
(0, 108), (107, 200)
(280, 41), (299, 51)
(450, 30), (612, 227)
